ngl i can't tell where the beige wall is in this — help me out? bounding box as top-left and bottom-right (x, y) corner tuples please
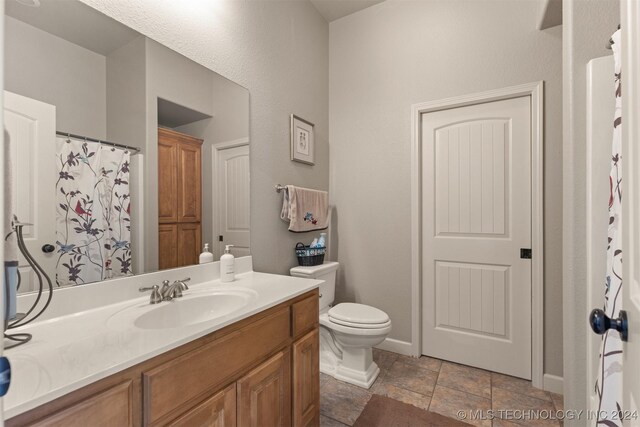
(329, 0), (564, 376)
(562, 0), (619, 420)
(106, 35), (147, 274)
(81, 0), (329, 274)
(5, 15), (107, 138)
(106, 35), (146, 150)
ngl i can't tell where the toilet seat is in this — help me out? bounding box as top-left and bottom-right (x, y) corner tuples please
(320, 313), (392, 336)
(327, 303), (391, 330)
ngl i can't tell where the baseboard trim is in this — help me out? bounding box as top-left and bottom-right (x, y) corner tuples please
(543, 373), (564, 394)
(374, 338), (414, 356)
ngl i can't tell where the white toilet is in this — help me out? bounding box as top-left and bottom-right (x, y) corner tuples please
(290, 262), (391, 388)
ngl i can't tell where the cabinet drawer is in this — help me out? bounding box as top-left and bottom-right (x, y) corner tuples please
(143, 307), (290, 425)
(30, 381), (134, 427)
(292, 293), (319, 338)
(168, 383), (236, 427)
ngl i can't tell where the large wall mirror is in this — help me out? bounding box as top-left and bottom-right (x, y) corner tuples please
(4, 0), (250, 293)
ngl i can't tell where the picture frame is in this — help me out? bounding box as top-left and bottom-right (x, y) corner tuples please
(290, 114), (315, 165)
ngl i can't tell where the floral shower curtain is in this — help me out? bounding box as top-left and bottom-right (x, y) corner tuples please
(595, 28), (623, 426)
(55, 137), (132, 286)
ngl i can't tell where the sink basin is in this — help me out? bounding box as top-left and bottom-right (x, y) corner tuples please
(109, 289), (258, 330)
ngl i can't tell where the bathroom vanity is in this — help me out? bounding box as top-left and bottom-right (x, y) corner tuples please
(5, 259), (321, 427)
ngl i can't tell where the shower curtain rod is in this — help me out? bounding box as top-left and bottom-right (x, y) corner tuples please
(56, 131), (141, 154)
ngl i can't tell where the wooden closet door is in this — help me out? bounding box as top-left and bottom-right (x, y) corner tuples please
(157, 128), (203, 269)
(158, 224), (178, 270)
(177, 141), (202, 223)
(177, 223), (202, 267)
(158, 136), (178, 223)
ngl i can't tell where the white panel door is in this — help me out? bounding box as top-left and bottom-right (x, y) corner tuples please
(623, 1), (640, 417)
(421, 96), (532, 379)
(3, 91), (56, 293)
(215, 144), (250, 258)
(586, 56), (615, 412)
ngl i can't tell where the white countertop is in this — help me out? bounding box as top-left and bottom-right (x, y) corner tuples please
(4, 270), (320, 419)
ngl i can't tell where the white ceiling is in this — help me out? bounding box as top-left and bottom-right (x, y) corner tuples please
(309, 0), (386, 22)
(5, 0), (140, 56)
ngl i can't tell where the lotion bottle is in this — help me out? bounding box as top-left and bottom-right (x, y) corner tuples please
(220, 245), (235, 282)
(199, 243), (214, 264)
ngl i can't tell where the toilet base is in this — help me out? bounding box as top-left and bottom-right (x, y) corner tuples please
(319, 326), (382, 389)
(334, 359), (380, 389)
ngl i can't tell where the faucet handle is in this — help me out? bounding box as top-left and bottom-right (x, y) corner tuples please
(178, 277), (190, 290)
(175, 277), (190, 291)
(139, 285), (162, 304)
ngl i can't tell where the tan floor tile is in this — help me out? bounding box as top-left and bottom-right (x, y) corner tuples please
(492, 387), (559, 426)
(396, 354), (443, 372)
(369, 368), (387, 390)
(492, 418), (523, 427)
(429, 385), (492, 427)
(383, 359), (439, 396)
(320, 415), (349, 427)
(549, 392), (563, 412)
(370, 380), (431, 410)
(437, 361), (492, 399)
(320, 375), (372, 426)
(321, 372), (331, 387)
(491, 372), (552, 402)
(373, 348), (399, 371)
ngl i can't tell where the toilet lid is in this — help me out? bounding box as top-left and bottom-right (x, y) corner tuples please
(328, 303), (390, 326)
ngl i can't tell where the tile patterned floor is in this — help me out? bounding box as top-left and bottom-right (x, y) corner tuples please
(320, 349), (564, 427)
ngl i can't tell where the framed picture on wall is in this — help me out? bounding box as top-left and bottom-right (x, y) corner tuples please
(290, 114), (315, 165)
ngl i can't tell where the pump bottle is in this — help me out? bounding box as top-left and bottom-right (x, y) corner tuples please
(220, 245), (235, 282)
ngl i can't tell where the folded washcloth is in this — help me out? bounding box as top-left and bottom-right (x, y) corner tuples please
(280, 185), (328, 232)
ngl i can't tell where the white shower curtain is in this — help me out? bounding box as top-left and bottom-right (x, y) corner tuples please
(55, 137), (132, 286)
(595, 28), (623, 426)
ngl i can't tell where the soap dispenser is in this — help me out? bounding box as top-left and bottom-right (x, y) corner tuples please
(220, 245), (235, 282)
(317, 232), (327, 248)
(199, 243), (214, 264)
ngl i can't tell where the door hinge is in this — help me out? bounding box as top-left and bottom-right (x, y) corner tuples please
(520, 248), (532, 259)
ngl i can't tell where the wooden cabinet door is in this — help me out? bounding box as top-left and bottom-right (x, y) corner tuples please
(237, 350), (291, 427)
(293, 330), (319, 427)
(30, 381), (135, 427)
(177, 222), (202, 267)
(158, 223), (178, 269)
(177, 141), (202, 223)
(158, 134), (178, 223)
(168, 383), (236, 427)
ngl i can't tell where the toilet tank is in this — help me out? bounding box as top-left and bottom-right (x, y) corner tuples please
(290, 262), (339, 310)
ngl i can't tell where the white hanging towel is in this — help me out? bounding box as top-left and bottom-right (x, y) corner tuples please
(280, 185), (328, 232)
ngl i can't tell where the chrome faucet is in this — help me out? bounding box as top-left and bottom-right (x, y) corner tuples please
(161, 278), (191, 301)
(140, 278), (191, 304)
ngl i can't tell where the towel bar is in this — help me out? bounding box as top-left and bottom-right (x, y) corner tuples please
(275, 184), (287, 193)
